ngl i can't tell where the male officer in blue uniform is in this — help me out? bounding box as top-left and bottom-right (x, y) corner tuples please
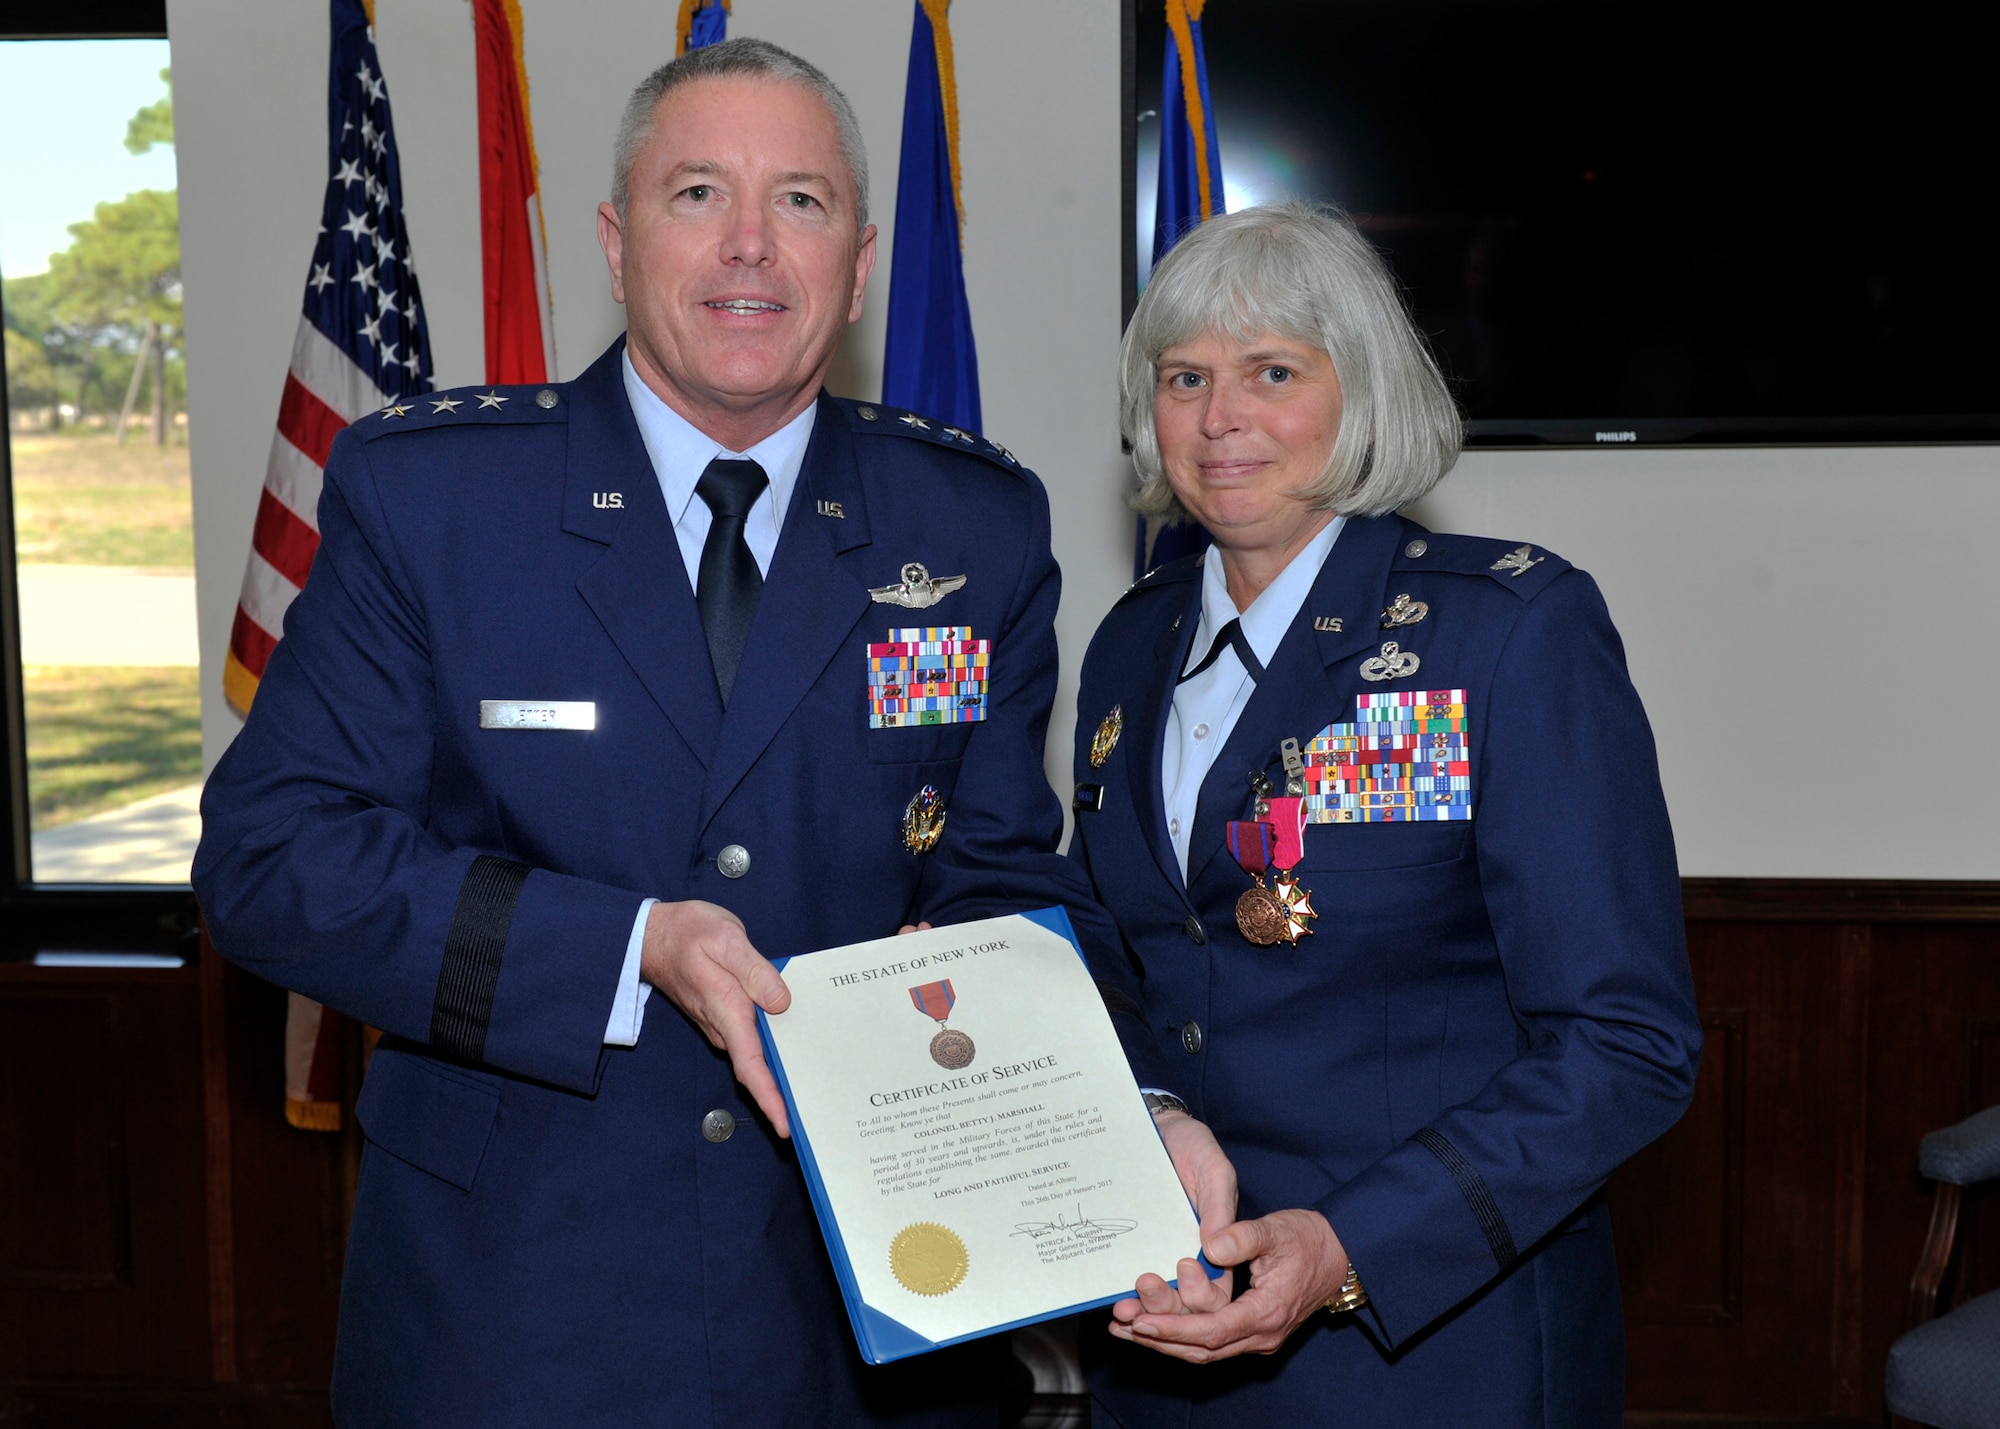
(195, 37), (1110, 1427)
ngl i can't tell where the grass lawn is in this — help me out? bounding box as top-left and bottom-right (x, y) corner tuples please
(24, 665), (202, 829)
(8, 431), (194, 567)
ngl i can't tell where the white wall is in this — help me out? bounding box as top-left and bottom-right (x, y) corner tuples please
(168, 0), (2000, 880)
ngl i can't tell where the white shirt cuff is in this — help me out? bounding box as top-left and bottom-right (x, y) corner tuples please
(604, 898), (655, 1046)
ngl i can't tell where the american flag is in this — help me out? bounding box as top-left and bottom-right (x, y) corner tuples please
(225, 0), (432, 1133)
(223, 0), (432, 719)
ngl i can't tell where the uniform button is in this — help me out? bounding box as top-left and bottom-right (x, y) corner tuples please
(857, 405), (878, 420)
(1169, 817), (1181, 837)
(535, 388), (559, 409)
(701, 1109), (736, 1143)
(1182, 1021), (1204, 1054)
(717, 844), (751, 878)
(1193, 722), (1210, 740)
(1405, 539), (1428, 559)
(1183, 915), (1205, 945)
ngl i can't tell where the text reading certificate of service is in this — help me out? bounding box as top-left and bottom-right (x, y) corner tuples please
(758, 909), (1209, 1362)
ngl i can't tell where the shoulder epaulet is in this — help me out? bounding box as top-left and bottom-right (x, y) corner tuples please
(1115, 550), (1204, 604)
(837, 398), (1025, 475)
(1394, 530), (1572, 600)
(352, 383), (569, 442)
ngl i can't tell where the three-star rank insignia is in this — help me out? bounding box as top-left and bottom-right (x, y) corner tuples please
(1090, 705), (1124, 768)
(903, 784), (947, 854)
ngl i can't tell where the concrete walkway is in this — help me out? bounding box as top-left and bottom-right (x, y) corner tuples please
(30, 781), (201, 884)
(16, 564), (200, 665)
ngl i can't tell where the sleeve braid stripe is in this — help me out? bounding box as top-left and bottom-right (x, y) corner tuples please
(430, 854), (530, 1061)
(1412, 1126), (1519, 1271)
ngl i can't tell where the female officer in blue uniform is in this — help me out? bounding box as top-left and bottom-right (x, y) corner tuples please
(1069, 204), (1702, 1427)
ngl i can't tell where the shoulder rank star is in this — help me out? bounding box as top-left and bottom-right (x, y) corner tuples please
(1491, 544), (1544, 578)
(870, 562), (967, 609)
(1089, 705), (1123, 768)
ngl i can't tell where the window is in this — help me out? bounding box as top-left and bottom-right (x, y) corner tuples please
(2, 8), (199, 907)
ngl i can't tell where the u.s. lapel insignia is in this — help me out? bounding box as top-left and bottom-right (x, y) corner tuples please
(1360, 641), (1421, 682)
(903, 784), (947, 854)
(1491, 544), (1543, 578)
(1380, 593), (1428, 628)
(1314, 615), (1344, 633)
(817, 499), (845, 519)
(1089, 705), (1124, 768)
(870, 562), (968, 609)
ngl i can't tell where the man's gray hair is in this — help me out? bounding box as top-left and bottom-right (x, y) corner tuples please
(611, 37), (869, 230)
(1122, 203), (1462, 522)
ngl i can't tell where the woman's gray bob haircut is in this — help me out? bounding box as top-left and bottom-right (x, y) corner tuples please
(1123, 203), (1462, 521)
(611, 37), (869, 230)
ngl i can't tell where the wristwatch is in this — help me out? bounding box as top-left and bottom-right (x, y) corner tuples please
(1142, 1091), (1191, 1118)
(1325, 1260), (1368, 1314)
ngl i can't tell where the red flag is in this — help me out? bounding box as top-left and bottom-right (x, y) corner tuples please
(473, 0), (556, 383)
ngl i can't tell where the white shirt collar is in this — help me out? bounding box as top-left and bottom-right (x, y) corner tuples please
(620, 348), (816, 539)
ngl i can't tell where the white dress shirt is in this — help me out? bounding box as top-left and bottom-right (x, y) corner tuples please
(603, 352), (819, 1045)
(1160, 515), (1346, 880)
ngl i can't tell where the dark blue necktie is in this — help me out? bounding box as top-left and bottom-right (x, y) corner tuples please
(694, 457), (768, 704)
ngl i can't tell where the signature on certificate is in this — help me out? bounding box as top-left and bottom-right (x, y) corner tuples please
(1011, 1204), (1139, 1242)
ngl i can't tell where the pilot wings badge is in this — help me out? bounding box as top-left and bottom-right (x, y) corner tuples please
(870, 562), (968, 609)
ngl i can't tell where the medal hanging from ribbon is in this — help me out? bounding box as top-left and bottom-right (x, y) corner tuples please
(1226, 800), (1317, 948)
(1227, 819), (1288, 945)
(910, 979), (976, 1069)
(1263, 795), (1317, 944)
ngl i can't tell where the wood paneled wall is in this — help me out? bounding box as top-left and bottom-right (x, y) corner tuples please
(1613, 881), (2000, 1425)
(5, 883), (1998, 1426)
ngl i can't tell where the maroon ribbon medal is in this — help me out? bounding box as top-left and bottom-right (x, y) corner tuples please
(1227, 820), (1290, 945)
(910, 979), (975, 1069)
(1226, 803), (1317, 947)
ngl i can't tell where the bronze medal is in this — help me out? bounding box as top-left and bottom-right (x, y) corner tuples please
(929, 1028), (976, 1069)
(1235, 880), (1289, 946)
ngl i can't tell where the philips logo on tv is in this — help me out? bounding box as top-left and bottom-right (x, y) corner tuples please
(1595, 431), (1638, 443)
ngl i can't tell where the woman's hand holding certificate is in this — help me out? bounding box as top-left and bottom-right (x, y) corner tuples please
(756, 908), (1215, 1362)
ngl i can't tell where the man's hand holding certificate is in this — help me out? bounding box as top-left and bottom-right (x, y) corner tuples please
(757, 908), (1214, 1363)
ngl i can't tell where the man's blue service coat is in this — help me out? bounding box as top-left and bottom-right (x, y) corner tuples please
(195, 339), (1115, 1427)
(1068, 513), (1702, 1428)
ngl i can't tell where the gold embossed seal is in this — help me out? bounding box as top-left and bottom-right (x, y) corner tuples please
(889, 1222), (969, 1297)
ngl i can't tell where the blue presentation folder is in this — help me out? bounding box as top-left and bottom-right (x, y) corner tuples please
(757, 904), (1219, 1364)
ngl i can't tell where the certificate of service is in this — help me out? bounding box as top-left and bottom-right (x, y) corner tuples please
(758, 907), (1209, 1363)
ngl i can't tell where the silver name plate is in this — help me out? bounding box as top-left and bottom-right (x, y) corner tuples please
(479, 700), (596, 731)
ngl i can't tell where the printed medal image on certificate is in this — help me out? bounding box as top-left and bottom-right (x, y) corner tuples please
(757, 908), (1212, 1363)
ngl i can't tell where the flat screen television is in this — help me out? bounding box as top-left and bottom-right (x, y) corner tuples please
(1125, 0), (2000, 446)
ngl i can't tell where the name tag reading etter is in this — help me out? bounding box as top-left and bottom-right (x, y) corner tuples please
(478, 700), (597, 731)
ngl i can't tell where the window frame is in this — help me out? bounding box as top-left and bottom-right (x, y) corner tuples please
(1, 1), (199, 943)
